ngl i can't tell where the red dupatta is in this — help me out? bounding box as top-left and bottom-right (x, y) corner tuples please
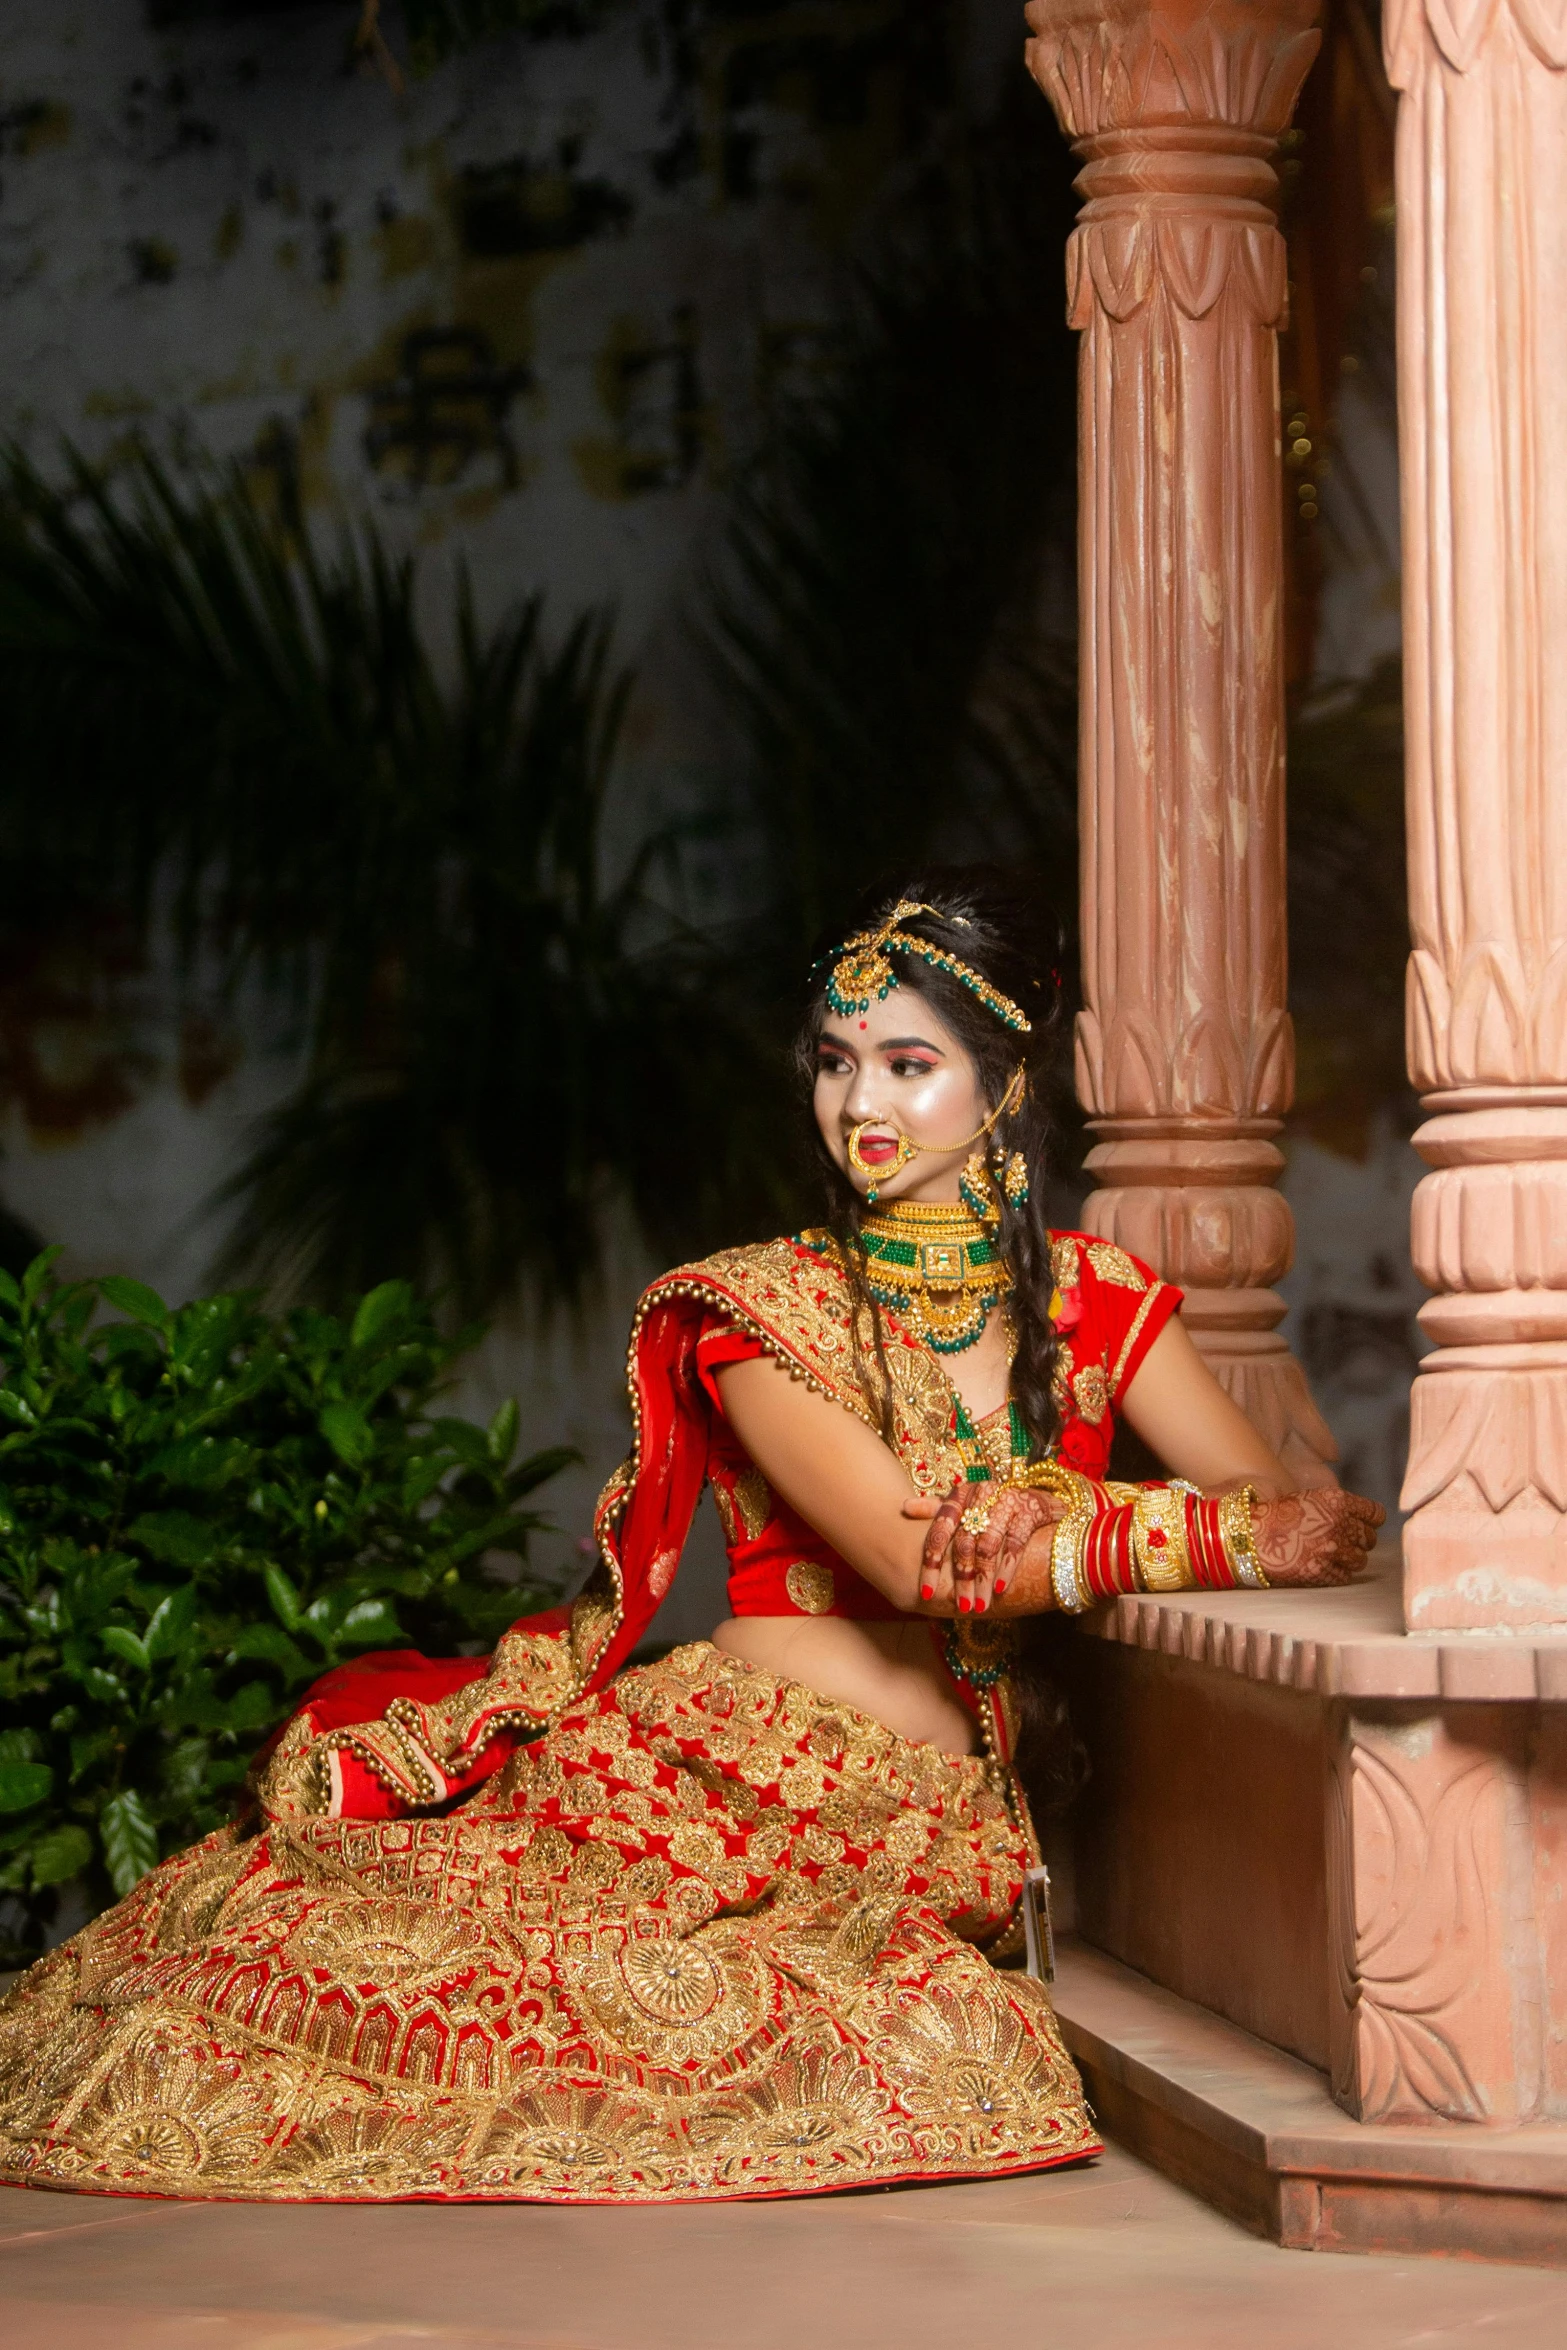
(255, 1229), (1178, 1825)
(257, 1238), (971, 1823)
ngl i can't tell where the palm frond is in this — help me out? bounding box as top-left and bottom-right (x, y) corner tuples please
(0, 445), (783, 1317)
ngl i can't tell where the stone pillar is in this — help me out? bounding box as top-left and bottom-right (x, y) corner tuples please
(1389, 0), (1567, 1631)
(1024, 0), (1336, 1485)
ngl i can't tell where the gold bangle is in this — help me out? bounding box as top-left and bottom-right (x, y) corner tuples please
(1050, 1497), (1091, 1613)
(1130, 1485), (1196, 1593)
(1219, 1484), (1268, 1588)
(1009, 1459), (1097, 1613)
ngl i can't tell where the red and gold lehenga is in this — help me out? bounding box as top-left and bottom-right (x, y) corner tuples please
(0, 1228), (1177, 2204)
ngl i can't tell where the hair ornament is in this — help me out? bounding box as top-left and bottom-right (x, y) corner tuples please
(821, 900), (1033, 1034)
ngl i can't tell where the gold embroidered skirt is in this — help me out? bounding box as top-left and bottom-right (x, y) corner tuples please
(0, 1642), (1098, 2202)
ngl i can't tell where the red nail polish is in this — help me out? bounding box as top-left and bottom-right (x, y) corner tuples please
(976, 1597), (988, 1613)
(921, 1584), (933, 1601)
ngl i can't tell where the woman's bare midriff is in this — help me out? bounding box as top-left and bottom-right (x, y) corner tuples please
(710, 1614), (977, 1756)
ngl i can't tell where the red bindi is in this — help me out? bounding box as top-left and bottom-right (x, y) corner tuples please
(859, 1020), (867, 1029)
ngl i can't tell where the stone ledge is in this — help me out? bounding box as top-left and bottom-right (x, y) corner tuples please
(1081, 1559), (1567, 1700)
(1051, 1936), (1567, 2265)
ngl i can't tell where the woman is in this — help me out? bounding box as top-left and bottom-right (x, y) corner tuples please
(0, 874), (1381, 2204)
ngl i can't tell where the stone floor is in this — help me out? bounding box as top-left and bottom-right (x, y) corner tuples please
(2, 2139), (1564, 2350)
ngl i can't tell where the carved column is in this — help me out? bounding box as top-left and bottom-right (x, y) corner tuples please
(1025, 0), (1336, 1484)
(1388, 0), (1567, 1630)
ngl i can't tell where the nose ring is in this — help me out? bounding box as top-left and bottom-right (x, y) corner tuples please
(846, 1121), (918, 1179)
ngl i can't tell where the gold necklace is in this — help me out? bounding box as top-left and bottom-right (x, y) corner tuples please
(858, 1199), (1011, 1355)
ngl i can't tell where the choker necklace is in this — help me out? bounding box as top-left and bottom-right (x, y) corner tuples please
(858, 1199), (1010, 1354)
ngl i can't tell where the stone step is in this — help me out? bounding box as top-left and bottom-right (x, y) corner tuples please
(1051, 1935), (1567, 2267)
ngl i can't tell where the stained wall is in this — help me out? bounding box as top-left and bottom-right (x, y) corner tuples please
(0, 1), (1420, 1588)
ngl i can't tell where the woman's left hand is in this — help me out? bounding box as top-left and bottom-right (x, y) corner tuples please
(1251, 1488), (1385, 1585)
(904, 1480), (1064, 1614)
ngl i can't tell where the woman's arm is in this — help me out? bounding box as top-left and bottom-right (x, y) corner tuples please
(1117, 1316), (1293, 1496)
(912, 1313), (1384, 1611)
(710, 1356), (947, 1612)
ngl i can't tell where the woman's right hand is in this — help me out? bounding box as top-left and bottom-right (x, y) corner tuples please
(907, 1480), (1065, 1614)
(1251, 1488), (1384, 1586)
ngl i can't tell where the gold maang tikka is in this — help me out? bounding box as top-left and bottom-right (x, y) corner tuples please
(823, 902), (1033, 1034)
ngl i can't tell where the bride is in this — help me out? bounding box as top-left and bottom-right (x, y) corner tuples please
(0, 872), (1380, 2203)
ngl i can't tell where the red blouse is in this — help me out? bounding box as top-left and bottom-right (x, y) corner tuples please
(697, 1228), (1181, 1621)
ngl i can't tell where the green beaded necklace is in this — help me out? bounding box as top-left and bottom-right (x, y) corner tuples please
(951, 1394), (1031, 1482)
(856, 1204), (1009, 1355)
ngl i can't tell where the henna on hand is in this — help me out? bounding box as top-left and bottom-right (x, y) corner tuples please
(921, 1486), (965, 1573)
(973, 1489), (1064, 1589)
(918, 1482), (1063, 1615)
(1251, 1488), (1385, 1587)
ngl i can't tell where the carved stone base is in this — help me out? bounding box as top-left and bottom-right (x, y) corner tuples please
(1082, 1143), (1340, 1487)
(1403, 1356), (1567, 1632)
(1046, 1564), (1567, 2254)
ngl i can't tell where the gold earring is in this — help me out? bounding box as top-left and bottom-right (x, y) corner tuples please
(960, 1150), (1001, 1228)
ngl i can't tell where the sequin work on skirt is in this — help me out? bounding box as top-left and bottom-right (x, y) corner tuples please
(0, 1643), (1098, 2203)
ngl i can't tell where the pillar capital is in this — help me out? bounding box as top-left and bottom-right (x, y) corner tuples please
(1025, 0), (1321, 146)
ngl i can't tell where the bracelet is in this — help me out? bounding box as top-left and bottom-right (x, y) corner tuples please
(1012, 1460), (1097, 1613)
(1186, 1492), (1232, 1588)
(1050, 1492), (1093, 1613)
(1219, 1484), (1269, 1587)
(990, 1464), (1263, 1611)
(1130, 1485), (1194, 1593)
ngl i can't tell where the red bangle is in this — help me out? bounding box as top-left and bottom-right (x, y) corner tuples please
(1186, 1495), (1240, 1589)
(1081, 1500), (1139, 1600)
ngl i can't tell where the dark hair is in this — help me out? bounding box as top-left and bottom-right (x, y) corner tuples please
(795, 863), (1070, 1461)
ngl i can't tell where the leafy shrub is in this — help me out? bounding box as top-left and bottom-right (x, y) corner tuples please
(0, 1252), (571, 1961)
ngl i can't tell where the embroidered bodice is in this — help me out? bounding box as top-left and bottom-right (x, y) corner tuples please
(693, 1228), (1181, 1622)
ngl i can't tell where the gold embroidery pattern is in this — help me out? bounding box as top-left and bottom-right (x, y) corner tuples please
(785, 1560), (837, 1615)
(732, 1467), (772, 1540)
(1085, 1240), (1148, 1291)
(1049, 1233), (1081, 1290)
(645, 1239), (969, 1498)
(1072, 1364), (1110, 1425)
(0, 1646), (1096, 2203)
(1108, 1282), (1166, 1395)
(255, 1232), (1037, 1832)
(1051, 1339), (1075, 1409)
(972, 1406), (1019, 1482)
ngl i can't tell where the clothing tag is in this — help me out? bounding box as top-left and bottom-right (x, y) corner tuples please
(1022, 1865), (1055, 1984)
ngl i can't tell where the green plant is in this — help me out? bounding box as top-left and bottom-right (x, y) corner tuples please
(0, 1251), (571, 1961)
